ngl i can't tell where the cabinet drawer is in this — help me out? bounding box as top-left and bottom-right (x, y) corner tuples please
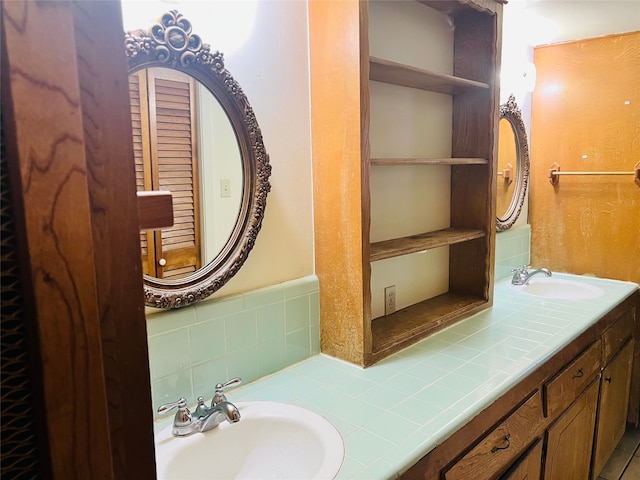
(544, 339), (601, 419)
(603, 309), (635, 364)
(444, 391), (542, 480)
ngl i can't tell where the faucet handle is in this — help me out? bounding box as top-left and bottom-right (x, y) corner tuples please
(511, 267), (526, 285)
(212, 377), (242, 405)
(157, 397), (192, 428)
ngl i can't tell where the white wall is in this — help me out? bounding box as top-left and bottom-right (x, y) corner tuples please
(122, 0), (315, 299)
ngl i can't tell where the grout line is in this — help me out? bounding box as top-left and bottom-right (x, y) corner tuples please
(616, 434), (640, 480)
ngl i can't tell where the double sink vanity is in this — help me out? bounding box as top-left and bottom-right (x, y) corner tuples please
(154, 273), (639, 479)
(122, 4), (638, 479)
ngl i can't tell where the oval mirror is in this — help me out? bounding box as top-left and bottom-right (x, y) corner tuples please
(125, 11), (271, 308)
(496, 94), (529, 231)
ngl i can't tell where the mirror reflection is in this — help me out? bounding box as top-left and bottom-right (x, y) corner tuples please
(129, 67), (242, 280)
(497, 117), (517, 219)
(125, 10), (271, 308)
(496, 94), (530, 232)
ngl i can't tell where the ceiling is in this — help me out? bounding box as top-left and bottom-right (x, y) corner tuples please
(503, 0), (640, 46)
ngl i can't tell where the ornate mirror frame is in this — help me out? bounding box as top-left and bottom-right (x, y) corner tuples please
(126, 11), (271, 308)
(496, 94), (529, 232)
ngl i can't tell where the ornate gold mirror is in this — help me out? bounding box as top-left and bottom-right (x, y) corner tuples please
(126, 11), (271, 308)
(496, 94), (529, 231)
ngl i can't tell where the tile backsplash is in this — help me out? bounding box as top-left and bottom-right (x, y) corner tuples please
(495, 225), (531, 281)
(147, 275), (320, 417)
(147, 229), (529, 418)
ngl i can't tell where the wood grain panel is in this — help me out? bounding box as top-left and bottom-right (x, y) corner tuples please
(530, 32), (640, 283)
(371, 157), (487, 166)
(370, 56), (489, 94)
(3, 1), (157, 477)
(543, 339), (601, 420)
(592, 340), (634, 477)
(371, 293), (487, 355)
(309, 0), (367, 365)
(370, 227), (485, 261)
(70, 1), (156, 476)
(129, 72), (155, 275)
(603, 309), (635, 364)
(500, 439), (542, 480)
(444, 391), (542, 480)
(449, 8), (500, 298)
(544, 379), (599, 480)
(2, 1), (114, 476)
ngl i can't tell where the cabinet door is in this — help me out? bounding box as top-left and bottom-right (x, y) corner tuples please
(500, 439), (542, 480)
(544, 379), (599, 480)
(592, 340), (634, 477)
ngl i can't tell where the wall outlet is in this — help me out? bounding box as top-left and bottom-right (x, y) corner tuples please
(384, 285), (396, 316)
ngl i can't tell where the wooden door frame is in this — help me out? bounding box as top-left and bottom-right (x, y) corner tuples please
(2, 0), (156, 477)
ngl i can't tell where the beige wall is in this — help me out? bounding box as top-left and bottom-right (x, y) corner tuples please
(530, 32), (640, 283)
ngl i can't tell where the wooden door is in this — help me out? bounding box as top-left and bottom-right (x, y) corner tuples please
(129, 67), (202, 279)
(501, 439), (542, 480)
(2, 0), (156, 477)
(592, 340), (634, 477)
(543, 379), (599, 480)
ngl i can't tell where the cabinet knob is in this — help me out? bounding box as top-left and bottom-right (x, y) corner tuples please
(158, 258), (167, 266)
(605, 376), (612, 383)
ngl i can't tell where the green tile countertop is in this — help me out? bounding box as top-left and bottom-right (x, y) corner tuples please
(154, 274), (639, 479)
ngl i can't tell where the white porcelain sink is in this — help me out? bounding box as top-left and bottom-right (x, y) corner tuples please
(510, 277), (605, 300)
(154, 401), (344, 479)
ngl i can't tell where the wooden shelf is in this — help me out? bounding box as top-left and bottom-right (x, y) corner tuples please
(310, 0), (501, 367)
(370, 157), (488, 166)
(370, 227), (485, 262)
(370, 56), (489, 95)
(418, 0), (506, 17)
(371, 292), (487, 355)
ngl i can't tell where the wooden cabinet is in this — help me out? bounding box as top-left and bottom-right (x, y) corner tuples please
(401, 292), (639, 480)
(444, 392), (543, 480)
(543, 339), (601, 420)
(501, 439), (543, 480)
(592, 325), (635, 477)
(544, 379), (600, 480)
(309, 0), (503, 367)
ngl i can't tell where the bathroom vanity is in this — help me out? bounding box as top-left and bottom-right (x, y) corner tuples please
(402, 283), (638, 479)
(225, 274), (639, 479)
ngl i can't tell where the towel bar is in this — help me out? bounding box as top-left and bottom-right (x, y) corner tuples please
(548, 162), (640, 186)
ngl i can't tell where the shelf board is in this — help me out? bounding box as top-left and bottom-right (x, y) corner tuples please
(417, 0), (505, 18)
(371, 292), (487, 355)
(370, 157), (488, 166)
(370, 56), (489, 95)
(370, 227), (485, 262)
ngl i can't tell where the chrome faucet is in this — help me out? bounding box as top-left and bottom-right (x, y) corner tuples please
(158, 377), (242, 437)
(511, 265), (552, 285)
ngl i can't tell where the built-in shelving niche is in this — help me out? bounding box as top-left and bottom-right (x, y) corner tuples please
(367, 37), (496, 360)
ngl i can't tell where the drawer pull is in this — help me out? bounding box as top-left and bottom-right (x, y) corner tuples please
(491, 434), (511, 453)
(605, 376), (612, 383)
(571, 368), (584, 379)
